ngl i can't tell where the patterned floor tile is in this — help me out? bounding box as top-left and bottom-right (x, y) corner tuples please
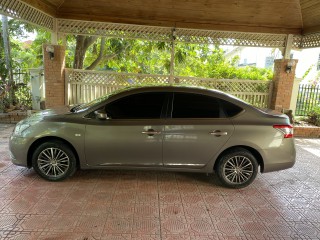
(5, 231), (41, 240)
(103, 217), (133, 234)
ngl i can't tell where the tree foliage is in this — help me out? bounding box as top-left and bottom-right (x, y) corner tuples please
(68, 37), (273, 80)
(0, 18), (50, 111)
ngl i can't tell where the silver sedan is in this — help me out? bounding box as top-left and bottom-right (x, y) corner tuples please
(9, 86), (296, 188)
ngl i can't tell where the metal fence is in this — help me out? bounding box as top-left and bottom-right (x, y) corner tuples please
(65, 69), (273, 108)
(295, 84), (320, 116)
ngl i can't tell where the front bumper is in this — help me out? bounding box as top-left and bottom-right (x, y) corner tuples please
(9, 135), (31, 168)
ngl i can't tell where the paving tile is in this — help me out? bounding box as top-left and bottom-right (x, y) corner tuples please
(74, 215), (106, 233)
(131, 234), (160, 240)
(13, 214), (52, 231)
(134, 204), (159, 219)
(82, 201), (110, 216)
(160, 217), (189, 235)
(0, 187), (24, 200)
(207, 206), (234, 220)
(38, 231), (101, 239)
(100, 233), (131, 240)
(187, 218), (216, 235)
(238, 221), (268, 237)
(0, 214), (22, 231)
(2, 198), (38, 214)
(264, 221), (293, 237)
(161, 233), (191, 240)
(231, 206), (260, 222)
(159, 193), (181, 205)
(136, 194), (159, 204)
(160, 204), (185, 219)
(213, 219), (244, 237)
(288, 222), (320, 238)
(5, 231), (41, 240)
(103, 217), (133, 234)
(255, 207), (284, 222)
(54, 200), (85, 215)
(183, 204), (210, 219)
(132, 218), (160, 235)
(0, 230), (10, 239)
(46, 215), (79, 232)
(109, 204), (135, 218)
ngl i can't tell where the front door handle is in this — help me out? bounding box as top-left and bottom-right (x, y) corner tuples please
(142, 129), (162, 136)
(209, 130), (228, 137)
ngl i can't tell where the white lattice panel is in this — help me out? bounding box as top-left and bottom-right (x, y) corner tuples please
(293, 35), (303, 49)
(58, 19), (172, 42)
(176, 29), (287, 47)
(0, 0), (54, 30)
(65, 69), (271, 108)
(300, 33), (320, 48)
(58, 19), (288, 47)
(175, 77), (271, 93)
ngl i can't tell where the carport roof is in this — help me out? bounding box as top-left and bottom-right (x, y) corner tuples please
(17, 0), (320, 35)
(3, 0), (320, 49)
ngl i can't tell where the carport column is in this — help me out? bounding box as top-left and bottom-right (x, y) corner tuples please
(43, 44), (66, 108)
(270, 59), (298, 112)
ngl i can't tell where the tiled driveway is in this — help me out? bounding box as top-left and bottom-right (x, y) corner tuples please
(1, 124), (320, 240)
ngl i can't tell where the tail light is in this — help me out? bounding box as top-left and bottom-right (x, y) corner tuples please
(273, 125), (293, 138)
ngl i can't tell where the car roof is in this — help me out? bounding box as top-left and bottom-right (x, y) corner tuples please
(114, 85), (249, 105)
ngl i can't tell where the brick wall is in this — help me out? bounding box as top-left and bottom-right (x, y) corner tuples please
(0, 112), (28, 123)
(43, 44), (66, 108)
(270, 59), (298, 112)
(294, 126), (320, 138)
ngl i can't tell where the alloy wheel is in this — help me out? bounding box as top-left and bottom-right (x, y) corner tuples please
(223, 155), (254, 184)
(37, 147), (70, 178)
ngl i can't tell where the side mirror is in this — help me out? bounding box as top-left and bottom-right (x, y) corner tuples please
(94, 110), (109, 120)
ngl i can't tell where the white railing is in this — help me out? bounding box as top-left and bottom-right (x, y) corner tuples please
(65, 69), (273, 108)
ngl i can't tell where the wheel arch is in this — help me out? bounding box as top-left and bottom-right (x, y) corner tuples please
(213, 145), (264, 173)
(27, 136), (80, 169)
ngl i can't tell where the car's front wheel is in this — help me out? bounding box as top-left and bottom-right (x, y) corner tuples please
(32, 141), (77, 181)
(215, 148), (258, 188)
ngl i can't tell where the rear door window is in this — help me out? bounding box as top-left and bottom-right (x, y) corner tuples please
(172, 92), (221, 118)
(220, 99), (243, 117)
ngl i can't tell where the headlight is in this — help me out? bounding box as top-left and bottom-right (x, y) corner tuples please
(14, 123), (31, 136)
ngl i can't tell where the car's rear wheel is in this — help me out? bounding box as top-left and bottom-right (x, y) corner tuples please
(32, 141), (77, 181)
(216, 148), (258, 188)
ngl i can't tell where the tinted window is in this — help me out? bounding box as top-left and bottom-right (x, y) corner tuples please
(220, 99), (243, 117)
(105, 92), (166, 119)
(172, 93), (221, 118)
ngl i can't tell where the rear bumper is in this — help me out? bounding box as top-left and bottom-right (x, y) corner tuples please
(261, 139), (296, 173)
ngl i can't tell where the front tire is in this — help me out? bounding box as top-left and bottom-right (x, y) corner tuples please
(216, 148), (258, 188)
(32, 141), (77, 181)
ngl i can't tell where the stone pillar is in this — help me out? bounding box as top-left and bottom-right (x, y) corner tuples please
(43, 44), (66, 108)
(270, 59), (298, 112)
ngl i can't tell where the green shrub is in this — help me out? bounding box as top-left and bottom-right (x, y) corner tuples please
(307, 105), (320, 126)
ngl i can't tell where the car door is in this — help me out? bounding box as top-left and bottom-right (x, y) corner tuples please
(85, 92), (167, 167)
(163, 92), (234, 169)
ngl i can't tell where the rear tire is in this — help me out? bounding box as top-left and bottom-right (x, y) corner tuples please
(215, 148), (258, 188)
(32, 141), (77, 181)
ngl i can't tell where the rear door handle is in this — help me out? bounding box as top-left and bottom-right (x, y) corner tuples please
(209, 130), (228, 137)
(142, 129), (162, 136)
